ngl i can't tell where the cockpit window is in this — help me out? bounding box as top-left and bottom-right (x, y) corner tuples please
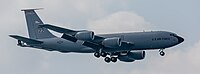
(170, 34), (177, 36)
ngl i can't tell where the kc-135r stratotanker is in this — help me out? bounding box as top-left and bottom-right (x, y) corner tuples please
(10, 9), (184, 63)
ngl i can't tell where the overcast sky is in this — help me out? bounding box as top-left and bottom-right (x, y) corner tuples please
(0, 0), (200, 74)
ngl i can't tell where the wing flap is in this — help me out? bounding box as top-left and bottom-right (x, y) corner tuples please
(82, 41), (101, 51)
(9, 35), (43, 44)
(61, 34), (77, 42)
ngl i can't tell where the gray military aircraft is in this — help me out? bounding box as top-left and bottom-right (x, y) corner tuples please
(10, 8), (184, 63)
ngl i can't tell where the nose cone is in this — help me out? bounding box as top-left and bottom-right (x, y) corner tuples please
(176, 36), (184, 43)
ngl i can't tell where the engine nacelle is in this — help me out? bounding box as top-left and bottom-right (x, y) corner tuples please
(102, 37), (121, 48)
(118, 51), (145, 62)
(75, 31), (94, 41)
(118, 55), (135, 62)
(127, 51), (145, 60)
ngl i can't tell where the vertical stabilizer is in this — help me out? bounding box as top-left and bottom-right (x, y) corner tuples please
(21, 8), (55, 39)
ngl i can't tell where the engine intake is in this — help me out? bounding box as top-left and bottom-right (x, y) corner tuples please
(102, 37), (121, 48)
(75, 31), (94, 41)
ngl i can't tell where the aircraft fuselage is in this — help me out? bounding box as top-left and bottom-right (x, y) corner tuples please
(34, 31), (183, 53)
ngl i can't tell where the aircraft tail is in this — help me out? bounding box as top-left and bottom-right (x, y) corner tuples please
(21, 8), (55, 39)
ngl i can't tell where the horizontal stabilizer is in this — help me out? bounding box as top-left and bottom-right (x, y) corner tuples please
(21, 8), (43, 11)
(9, 35), (43, 44)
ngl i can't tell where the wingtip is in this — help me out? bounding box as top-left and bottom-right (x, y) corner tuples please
(9, 35), (18, 38)
(9, 35), (15, 37)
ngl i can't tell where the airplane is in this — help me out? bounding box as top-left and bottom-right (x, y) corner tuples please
(9, 8), (184, 63)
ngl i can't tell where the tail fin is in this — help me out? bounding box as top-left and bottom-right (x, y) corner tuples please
(21, 8), (55, 39)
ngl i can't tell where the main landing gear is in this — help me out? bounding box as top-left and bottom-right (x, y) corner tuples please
(94, 51), (118, 63)
(94, 52), (100, 58)
(100, 51), (107, 57)
(110, 57), (117, 62)
(159, 49), (165, 56)
(94, 51), (107, 58)
(104, 57), (117, 63)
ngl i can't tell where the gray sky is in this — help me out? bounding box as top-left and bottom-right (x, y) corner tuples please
(0, 0), (200, 74)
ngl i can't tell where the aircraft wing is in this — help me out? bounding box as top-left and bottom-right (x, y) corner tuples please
(40, 24), (105, 43)
(9, 35), (43, 44)
(40, 24), (134, 51)
(39, 24), (78, 35)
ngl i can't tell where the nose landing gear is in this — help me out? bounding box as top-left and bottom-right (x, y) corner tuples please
(160, 51), (165, 56)
(159, 49), (165, 56)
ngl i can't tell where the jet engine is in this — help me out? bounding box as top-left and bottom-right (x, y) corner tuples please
(118, 55), (135, 62)
(127, 51), (145, 60)
(118, 51), (145, 62)
(102, 37), (121, 48)
(75, 31), (94, 41)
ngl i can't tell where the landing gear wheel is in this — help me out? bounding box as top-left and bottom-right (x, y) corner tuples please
(160, 51), (165, 56)
(104, 57), (111, 63)
(111, 57), (117, 62)
(94, 52), (100, 58)
(101, 51), (107, 57)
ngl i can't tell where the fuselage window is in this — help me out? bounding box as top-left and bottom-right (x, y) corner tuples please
(157, 38), (161, 40)
(152, 38), (170, 41)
